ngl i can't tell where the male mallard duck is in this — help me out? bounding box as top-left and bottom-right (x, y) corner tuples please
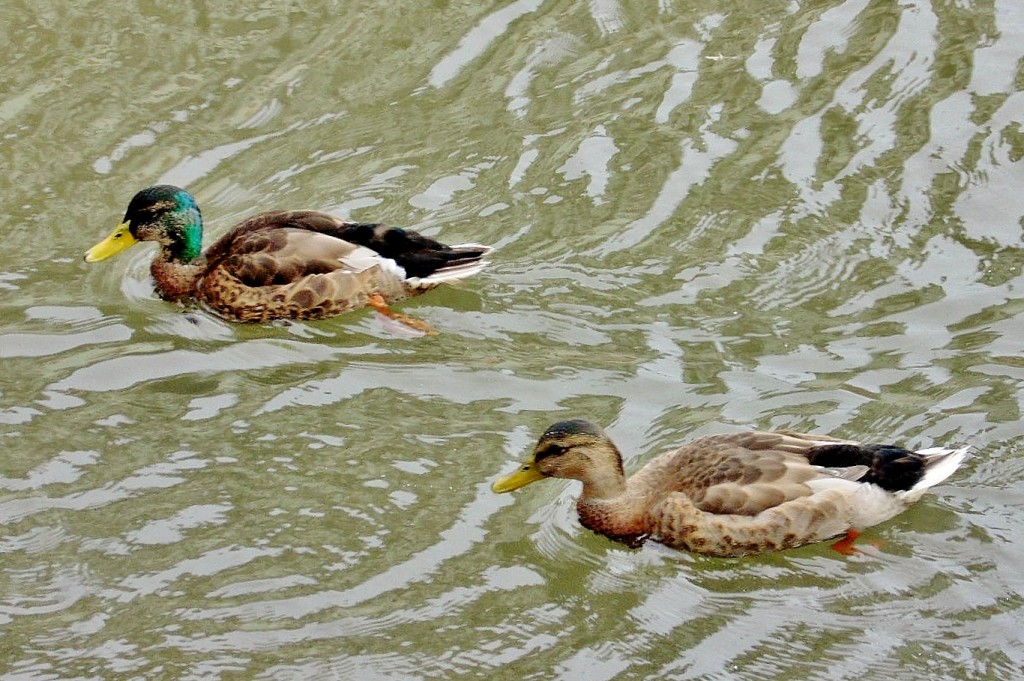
(84, 185), (492, 325)
(493, 419), (968, 557)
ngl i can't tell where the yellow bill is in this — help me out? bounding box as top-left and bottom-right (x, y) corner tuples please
(84, 222), (137, 262)
(492, 458), (546, 493)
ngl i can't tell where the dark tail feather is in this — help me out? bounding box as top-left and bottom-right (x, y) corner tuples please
(327, 223), (490, 277)
(806, 444), (929, 492)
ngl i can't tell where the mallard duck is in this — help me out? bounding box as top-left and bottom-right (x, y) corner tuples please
(84, 185), (492, 325)
(492, 419), (968, 557)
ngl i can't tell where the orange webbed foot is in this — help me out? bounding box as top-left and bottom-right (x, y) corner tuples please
(367, 294), (437, 336)
(830, 529), (885, 556)
(831, 529), (862, 556)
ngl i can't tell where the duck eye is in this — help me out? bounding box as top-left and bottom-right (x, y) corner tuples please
(537, 444), (567, 461)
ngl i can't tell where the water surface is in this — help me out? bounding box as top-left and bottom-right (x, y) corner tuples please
(1, 1), (1023, 679)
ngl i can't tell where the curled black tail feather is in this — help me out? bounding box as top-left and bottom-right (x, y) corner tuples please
(806, 444), (927, 492)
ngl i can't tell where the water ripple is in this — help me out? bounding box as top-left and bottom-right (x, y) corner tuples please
(1, 1), (1021, 678)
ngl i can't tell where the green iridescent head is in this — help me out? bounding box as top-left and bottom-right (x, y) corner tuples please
(84, 185), (204, 264)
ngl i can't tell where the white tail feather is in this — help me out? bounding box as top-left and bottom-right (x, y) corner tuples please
(405, 243), (491, 289)
(910, 445), (970, 493)
(808, 445), (968, 510)
(449, 243), (493, 254)
(340, 245), (405, 276)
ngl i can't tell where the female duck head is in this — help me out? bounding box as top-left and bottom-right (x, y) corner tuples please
(85, 185), (203, 263)
(492, 419), (626, 494)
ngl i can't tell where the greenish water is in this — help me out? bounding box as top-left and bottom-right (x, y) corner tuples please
(2, 1), (1023, 678)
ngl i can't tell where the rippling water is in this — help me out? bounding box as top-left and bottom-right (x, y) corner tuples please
(2, 1), (1023, 679)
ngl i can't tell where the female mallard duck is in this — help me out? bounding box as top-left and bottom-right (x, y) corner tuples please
(84, 185), (492, 325)
(493, 419), (968, 557)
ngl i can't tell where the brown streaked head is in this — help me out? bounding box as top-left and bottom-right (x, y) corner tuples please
(491, 419), (624, 493)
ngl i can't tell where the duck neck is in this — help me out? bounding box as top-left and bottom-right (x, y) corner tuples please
(577, 489), (651, 548)
(574, 440), (628, 501)
(574, 452), (650, 546)
(579, 467), (628, 501)
(150, 205), (205, 302)
(151, 251), (205, 302)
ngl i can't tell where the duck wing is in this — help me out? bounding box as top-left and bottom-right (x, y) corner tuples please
(635, 431), (862, 517)
(307, 220), (492, 278)
(204, 211), (491, 286)
(199, 212), (381, 287)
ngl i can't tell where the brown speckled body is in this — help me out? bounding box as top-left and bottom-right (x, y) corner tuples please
(495, 421), (968, 557)
(157, 209), (417, 321)
(575, 432), (856, 556)
(143, 208), (488, 322)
